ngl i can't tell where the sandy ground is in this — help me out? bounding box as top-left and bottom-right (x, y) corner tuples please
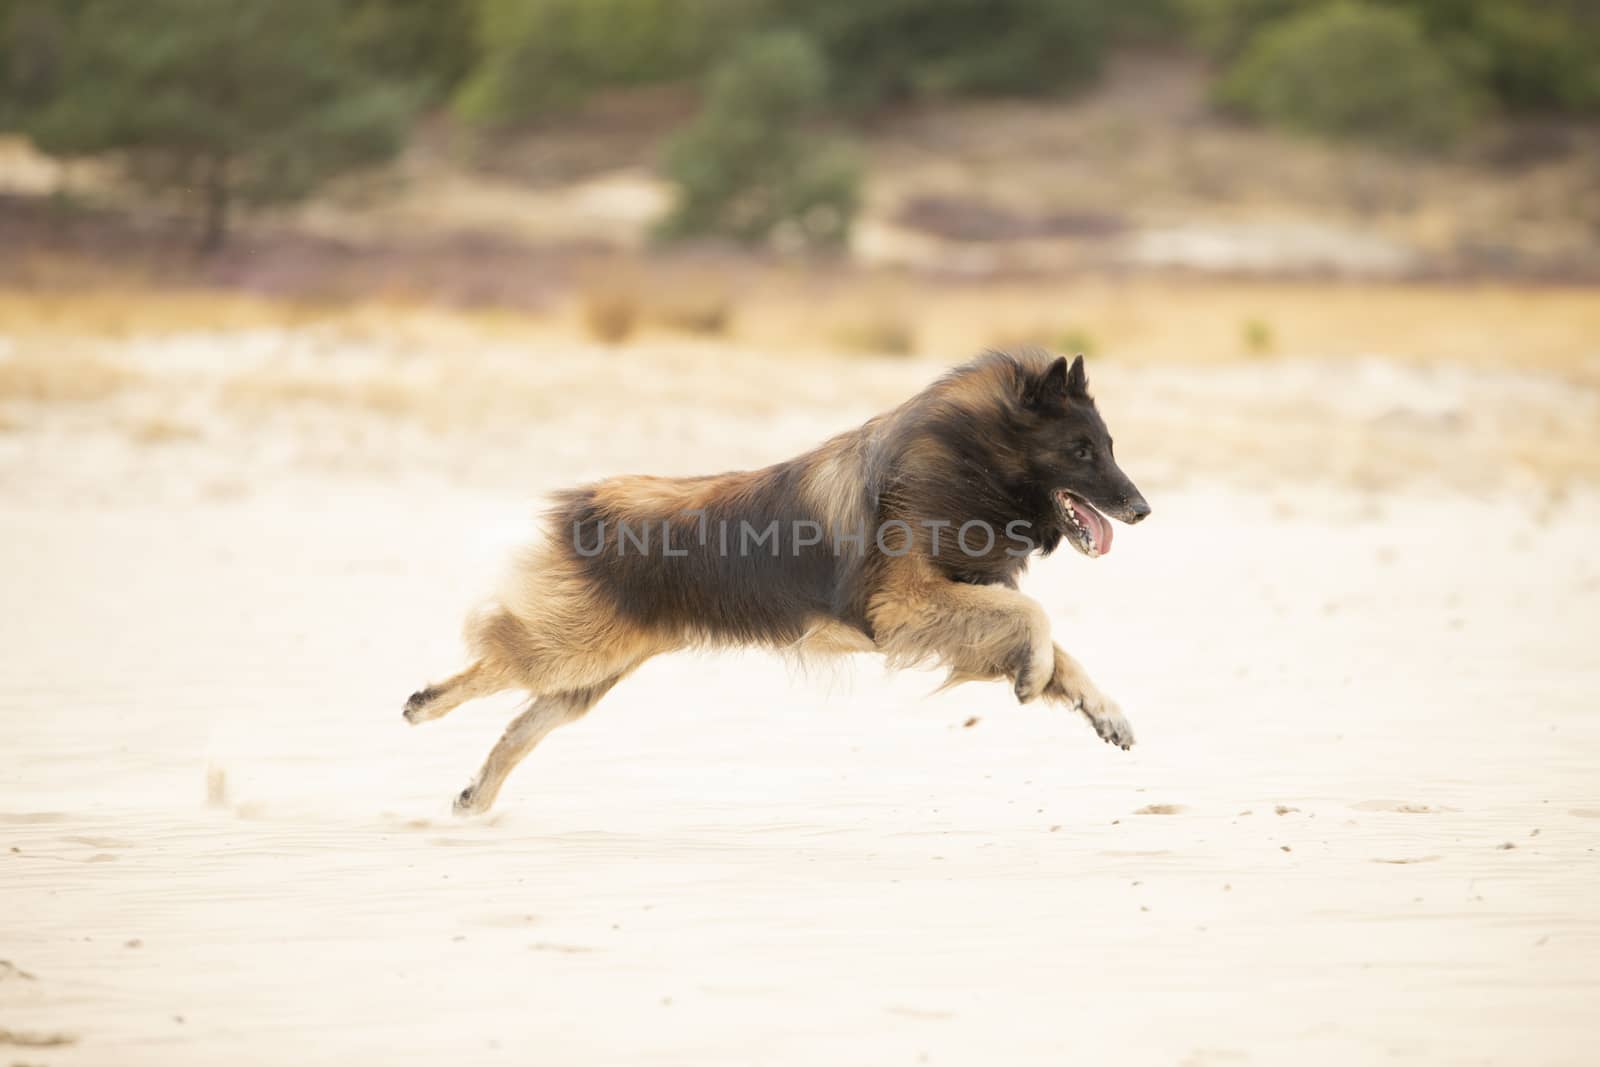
(3, 324), (1599, 1065)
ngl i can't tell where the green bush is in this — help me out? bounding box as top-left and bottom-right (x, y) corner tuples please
(26, 0), (416, 249)
(456, 0), (738, 125)
(767, 0), (1111, 109)
(0, 0), (86, 129)
(1181, 0), (1315, 62)
(1468, 1), (1600, 112)
(1218, 2), (1476, 149)
(339, 0), (479, 101)
(1369, 1), (1600, 113)
(1188, 0), (1600, 116)
(656, 32), (861, 251)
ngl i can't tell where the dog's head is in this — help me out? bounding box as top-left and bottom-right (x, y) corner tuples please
(1018, 354), (1149, 558)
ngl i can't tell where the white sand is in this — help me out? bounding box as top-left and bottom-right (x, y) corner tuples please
(2, 332), (1598, 1064)
(4, 479), (1597, 1065)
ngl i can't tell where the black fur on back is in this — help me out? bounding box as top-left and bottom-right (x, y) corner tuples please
(554, 459), (858, 646)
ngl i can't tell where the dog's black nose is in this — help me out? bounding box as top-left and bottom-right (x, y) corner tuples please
(1126, 496), (1151, 524)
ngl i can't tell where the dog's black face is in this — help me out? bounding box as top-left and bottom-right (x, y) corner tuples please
(1023, 355), (1150, 558)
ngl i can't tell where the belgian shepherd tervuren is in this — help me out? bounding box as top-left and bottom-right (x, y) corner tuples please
(405, 349), (1151, 814)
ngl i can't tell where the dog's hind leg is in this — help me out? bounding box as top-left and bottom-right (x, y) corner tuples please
(452, 671), (630, 816)
(1041, 643), (1134, 750)
(403, 659), (515, 725)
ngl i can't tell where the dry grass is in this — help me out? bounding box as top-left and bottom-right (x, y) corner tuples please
(574, 258), (649, 345)
(4, 273), (1599, 379)
(580, 284), (640, 345)
(726, 275), (1600, 382)
(0, 346), (137, 403)
(0, 281), (1592, 495)
(650, 284), (734, 337)
(0, 287), (338, 339)
(830, 309), (918, 358)
(123, 414), (201, 445)
(219, 373), (422, 419)
(988, 323), (1101, 358)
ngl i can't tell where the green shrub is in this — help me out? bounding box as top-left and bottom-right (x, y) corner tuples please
(1189, 0), (1600, 117)
(25, 0), (416, 250)
(656, 32), (861, 252)
(1181, 0), (1315, 62)
(1468, 1), (1600, 113)
(1218, 2), (1476, 150)
(1241, 317), (1275, 355)
(456, 0), (738, 125)
(1188, 0), (1492, 68)
(0, 0), (86, 129)
(339, 0), (479, 101)
(1110, 0), (1185, 43)
(768, 0), (1110, 109)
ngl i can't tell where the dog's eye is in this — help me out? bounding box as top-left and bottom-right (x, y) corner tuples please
(1073, 445), (1093, 462)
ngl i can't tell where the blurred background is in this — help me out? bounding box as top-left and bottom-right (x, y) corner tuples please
(0, 0), (1595, 766)
(0, 0), (1596, 500)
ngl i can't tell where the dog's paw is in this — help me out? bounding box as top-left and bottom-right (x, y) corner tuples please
(452, 783), (490, 817)
(402, 687), (437, 725)
(1075, 693), (1135, 750)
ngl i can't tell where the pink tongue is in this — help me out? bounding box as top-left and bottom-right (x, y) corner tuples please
(1074, 501), (1113, 555)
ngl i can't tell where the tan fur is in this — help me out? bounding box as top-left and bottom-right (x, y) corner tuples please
(867, 553), (1054, 700)
(590, 472), (737, 517)
(500, 535), (680, 664)
(454, 671), (634, 816)
(792, 619), (879, 656)
(406, 537), (682, 815)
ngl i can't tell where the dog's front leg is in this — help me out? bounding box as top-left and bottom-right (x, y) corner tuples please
(871, 577), (1055, 703)
(1043, 644), (1134, 750)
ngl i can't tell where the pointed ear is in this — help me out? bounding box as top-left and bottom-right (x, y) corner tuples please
(1065, 353), (1089, 398)
(1028, 356), (1070, 409)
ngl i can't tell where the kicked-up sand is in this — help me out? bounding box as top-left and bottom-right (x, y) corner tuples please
(2, 323), (1598, 1065)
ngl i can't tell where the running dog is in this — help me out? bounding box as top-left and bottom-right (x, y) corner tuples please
(405, 349), (1151, 814)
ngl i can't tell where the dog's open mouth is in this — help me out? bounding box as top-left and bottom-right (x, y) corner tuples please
(1054, 490), (1114, 558)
